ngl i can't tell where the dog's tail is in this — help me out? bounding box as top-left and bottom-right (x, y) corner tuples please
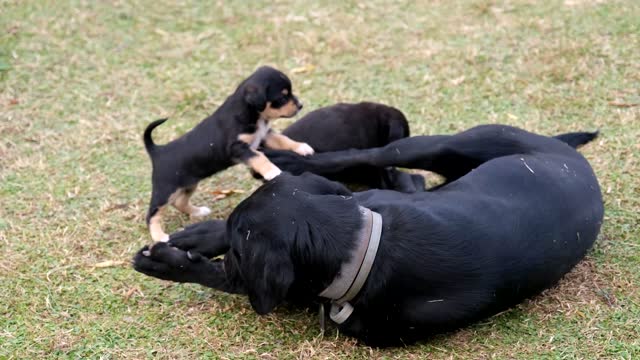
(143, 118), (168, 154)
(553, 130), (599, 148)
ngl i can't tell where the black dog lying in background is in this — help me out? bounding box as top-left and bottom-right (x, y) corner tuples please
(133, 125), (603, 347)
(279, 102), (425, 192)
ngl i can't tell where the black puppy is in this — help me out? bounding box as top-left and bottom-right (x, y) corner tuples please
(143, 66), (312, 242)
(278, 102), (425, 192)
(133, 125), (603, 346)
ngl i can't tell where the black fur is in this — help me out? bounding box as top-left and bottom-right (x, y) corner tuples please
(133, 125), (603, 347)
(552, 131), (599, 149)
(143, 66), (303, 240)
(278, 102), (425, 192)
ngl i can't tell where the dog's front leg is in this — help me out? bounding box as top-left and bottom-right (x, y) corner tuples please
(168, 220), (229, 258)
(133, 243), (245, 294)
(264, 131), (314, 156)
(230, 141), (282, 180)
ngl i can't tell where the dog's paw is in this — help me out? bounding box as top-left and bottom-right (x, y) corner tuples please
(191, 206), (211, 217)
(133, 243), (206, 283)
(150, 230), (170, 243)
(168, 220), (228, 258)
(155, 234), (170, 243)
(142, 239), (165, 256)
(263, 167), (282, 181)
(294, 143), (315, 156)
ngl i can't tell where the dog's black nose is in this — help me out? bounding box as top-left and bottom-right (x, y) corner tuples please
(293, 96), (303, 110)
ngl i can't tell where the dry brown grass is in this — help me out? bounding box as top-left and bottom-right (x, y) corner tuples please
(1, 0), (639, 358)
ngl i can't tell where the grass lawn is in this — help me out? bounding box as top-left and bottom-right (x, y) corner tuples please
(1, 0), (639, 358)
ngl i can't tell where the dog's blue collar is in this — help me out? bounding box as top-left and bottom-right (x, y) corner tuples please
(318, 206), (383, 324)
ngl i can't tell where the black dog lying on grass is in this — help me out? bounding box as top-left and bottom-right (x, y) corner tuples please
(133, 125), (603, 347)
(279, 102), (425, 192)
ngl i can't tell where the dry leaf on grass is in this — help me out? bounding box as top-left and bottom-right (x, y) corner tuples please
(210, 189), (245, 201)
(609, 101), (639, 108)
(450, 75), (466, 86)
(105, 203), (129, 212)
(211, 189), (245, 195)
(92, 260), (126, 268)
(291, 64), (316, 74)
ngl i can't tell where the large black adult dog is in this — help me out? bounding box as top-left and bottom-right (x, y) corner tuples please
(133, 125), (603, 346)
(143, 66), (309, 242)
(280, 102), (425, 192)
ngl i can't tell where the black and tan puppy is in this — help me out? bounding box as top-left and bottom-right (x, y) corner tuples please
(134, 125), (603, 346)
(278, 102), (425, 192)
(143, 66), (312, 242)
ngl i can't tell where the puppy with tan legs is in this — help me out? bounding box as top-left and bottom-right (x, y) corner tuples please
(143, 66), (311, 242)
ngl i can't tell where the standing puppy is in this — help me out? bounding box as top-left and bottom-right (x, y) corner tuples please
(143, 66), (312, 242)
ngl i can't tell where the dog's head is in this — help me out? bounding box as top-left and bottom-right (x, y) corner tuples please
(225, 173), (362, 315)
(241, 66), (303, 120)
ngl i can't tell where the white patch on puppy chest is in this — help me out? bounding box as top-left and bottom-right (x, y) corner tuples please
(250, 119), (270, 149)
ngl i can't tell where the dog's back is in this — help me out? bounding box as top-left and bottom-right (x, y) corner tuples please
(283, 102), (409, 152)
(278, 102), (423, 192)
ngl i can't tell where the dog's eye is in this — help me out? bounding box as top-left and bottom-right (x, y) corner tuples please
(271, 95), (288, 107)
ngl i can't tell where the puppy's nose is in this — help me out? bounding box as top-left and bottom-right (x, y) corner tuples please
(294, 97), (303, 110)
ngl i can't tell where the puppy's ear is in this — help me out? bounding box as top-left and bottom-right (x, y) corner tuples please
(244, 84), (267, 112)
(243, 247), (294, 315)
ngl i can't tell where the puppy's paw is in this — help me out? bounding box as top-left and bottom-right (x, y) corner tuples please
(150, 230), (170, 243)
(142, 239), (167, 256)
(263, 167), (282, 181)
(294, 143), (315, 156)
(154, 234), (169, 243)
(191, 206), (211, 217)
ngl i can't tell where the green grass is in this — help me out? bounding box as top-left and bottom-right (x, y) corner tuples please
(1, 0), (639, 358)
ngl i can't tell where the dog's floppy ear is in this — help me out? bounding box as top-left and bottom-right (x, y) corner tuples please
(244, 83), (267, 112)
(243, 245), (294, 315)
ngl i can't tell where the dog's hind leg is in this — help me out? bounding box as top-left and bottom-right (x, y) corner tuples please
(147, 185), (178, 242)
(147, 205), (169, 242)
(284, 125), (538, 182)
(173, 185), (211, 218)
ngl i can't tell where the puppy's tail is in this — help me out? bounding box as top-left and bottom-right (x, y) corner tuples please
(553, 130), (599, 148)
(143, 118), (168, 154)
